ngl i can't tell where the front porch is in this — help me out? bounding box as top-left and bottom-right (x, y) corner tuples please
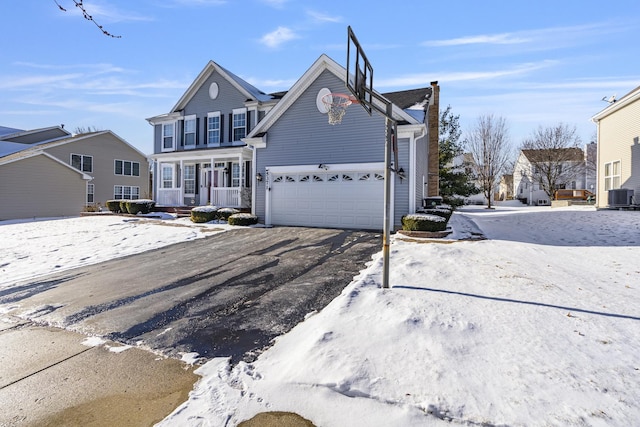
(151, 146), (254, 209)
(155, 186), (250, 208)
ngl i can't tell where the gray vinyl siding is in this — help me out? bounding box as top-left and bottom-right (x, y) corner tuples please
(394, 138), (410, 228)
(255, 69), (411, 228)
(153, 124), (162, 154)
(414, 133), (428, 209)
(44, 133), (150, 204)
(0, 155), (86, 220)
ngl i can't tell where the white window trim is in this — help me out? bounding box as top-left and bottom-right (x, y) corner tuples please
(114, 159), (140, 177)
(183, 114), (197, 149)
(161, 164), (175, 189)
(162, 122), (176, 152)
(232, 108), (247, 141)
(183, 164), (197, 195)
(604, 160), (621, 191)
(87, 183), (95, 204)
(207, 111), (221, 146)
(114, 185), (140, 200)
(71, 153), (93, 173)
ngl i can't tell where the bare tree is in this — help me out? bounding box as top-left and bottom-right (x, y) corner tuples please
(466, 114), (512, 209)
(54, 0), (121, 38)
(521, 123), (584, 200)
(73, 125), (103, 134)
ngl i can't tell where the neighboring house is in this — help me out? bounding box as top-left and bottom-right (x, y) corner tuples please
(499, 174), (513, 201)
(148, 54), (439, 231)
(513, 148), (587, 206)
(591, 85), (640, 208)
(245, 54), (437, 230)
(147, 61), (280, 208)
(0, 127), (149, 220)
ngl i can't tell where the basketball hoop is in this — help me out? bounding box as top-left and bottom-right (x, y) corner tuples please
(322, 93), (357, 125)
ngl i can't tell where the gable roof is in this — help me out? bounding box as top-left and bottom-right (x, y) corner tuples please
(0, 150), (92, 180)
(521, 147), (584, 163)
(0, 130), (147, 163)
(170, 60), (274, 113)
(246, 54), (419, 142)
(592, 84), (640, 122)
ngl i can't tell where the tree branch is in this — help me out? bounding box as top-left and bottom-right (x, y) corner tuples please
(54, 0), (121, 38)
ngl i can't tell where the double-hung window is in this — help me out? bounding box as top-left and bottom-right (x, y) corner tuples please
(87, 184), (94, 204)
(162, 123), (175, 151)
(604, 160), (621, 191)
(115, 160), (140, 176)
(232, 108), (246, 141)
(71, 154), (93, 172)
(207, 112), (221, 145)
(114, 185), (140, 200)
(231, 163), (240, 187)
(184, 164), (196, 194)
(161, 165), (174, 189)
(184, 115), (196, 148)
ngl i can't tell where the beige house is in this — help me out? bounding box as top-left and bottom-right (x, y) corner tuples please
(0, 128), (149, 221)
(591, 85), (640, 208)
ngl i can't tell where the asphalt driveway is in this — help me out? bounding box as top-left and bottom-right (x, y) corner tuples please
(2, 227), (380, 363)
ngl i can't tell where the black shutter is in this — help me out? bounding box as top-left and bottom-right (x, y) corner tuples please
(220, 115), (225, 143)
(196, 117), (200, 145)
(203, 117), (208, 144)
(228, 113), (233, 141)
(246, 110), (252, 134)
(178, 120), (184, 146)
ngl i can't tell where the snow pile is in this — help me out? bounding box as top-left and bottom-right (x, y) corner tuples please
(160, 205), (640, 427)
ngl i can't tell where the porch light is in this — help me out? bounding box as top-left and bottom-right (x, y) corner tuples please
(256, 173), (263, 182)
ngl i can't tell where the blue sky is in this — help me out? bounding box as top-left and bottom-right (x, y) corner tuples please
(2, 0), (639, 155)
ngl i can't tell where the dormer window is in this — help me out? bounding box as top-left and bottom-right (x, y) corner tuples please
(233, 108), (247, 141)
(162, 123), (175, 151)
(184, 115), (196, 148)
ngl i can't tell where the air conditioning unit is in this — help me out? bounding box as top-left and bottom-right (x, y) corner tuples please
(608, 188), (634, 207)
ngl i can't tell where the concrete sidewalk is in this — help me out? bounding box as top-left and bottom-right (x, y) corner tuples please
(0, 317), (198, 427)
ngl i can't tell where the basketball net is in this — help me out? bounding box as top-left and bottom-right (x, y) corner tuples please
(322, 93), (354, 125)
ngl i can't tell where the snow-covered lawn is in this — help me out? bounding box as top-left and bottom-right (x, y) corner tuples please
(0, 214), (228, 288)
(1, 206), (639, 426)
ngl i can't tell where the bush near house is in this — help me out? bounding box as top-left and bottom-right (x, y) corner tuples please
(217, 208), (240, 221)
(106, 200), (123, 213)
(228, 213), (258, 226)
(402, 214), (448, 232)
(191, 206), (219, 223)
(126, 199), (156, 215)
(417, 207), (453, 221)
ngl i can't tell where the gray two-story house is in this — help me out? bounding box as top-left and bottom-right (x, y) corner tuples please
(147, 61), (280, 208)
(149, 54), (439, 231)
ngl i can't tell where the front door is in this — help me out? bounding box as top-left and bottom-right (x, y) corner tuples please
(200, 167), (211, 205)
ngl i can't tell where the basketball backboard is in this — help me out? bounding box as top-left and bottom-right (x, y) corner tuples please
(346, 26), (373, 115)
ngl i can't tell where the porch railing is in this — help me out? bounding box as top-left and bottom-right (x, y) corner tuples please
(212, 187), (241, 207)
(156, 187), (246, 207)
(156, 189), (181, 206)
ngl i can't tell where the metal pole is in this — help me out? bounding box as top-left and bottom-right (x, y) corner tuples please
(382, 105), (393, 289)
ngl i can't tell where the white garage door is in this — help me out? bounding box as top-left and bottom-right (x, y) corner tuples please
(269, 167), (385, 230)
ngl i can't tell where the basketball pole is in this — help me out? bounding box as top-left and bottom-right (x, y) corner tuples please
(382, 103), (394, 289)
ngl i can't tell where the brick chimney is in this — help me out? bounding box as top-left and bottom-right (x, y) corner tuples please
(427, 81), (440, 196)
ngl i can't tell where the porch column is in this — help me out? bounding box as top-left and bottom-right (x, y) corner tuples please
(179, 159), (184, 205)
(211, 157), (215, 205)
